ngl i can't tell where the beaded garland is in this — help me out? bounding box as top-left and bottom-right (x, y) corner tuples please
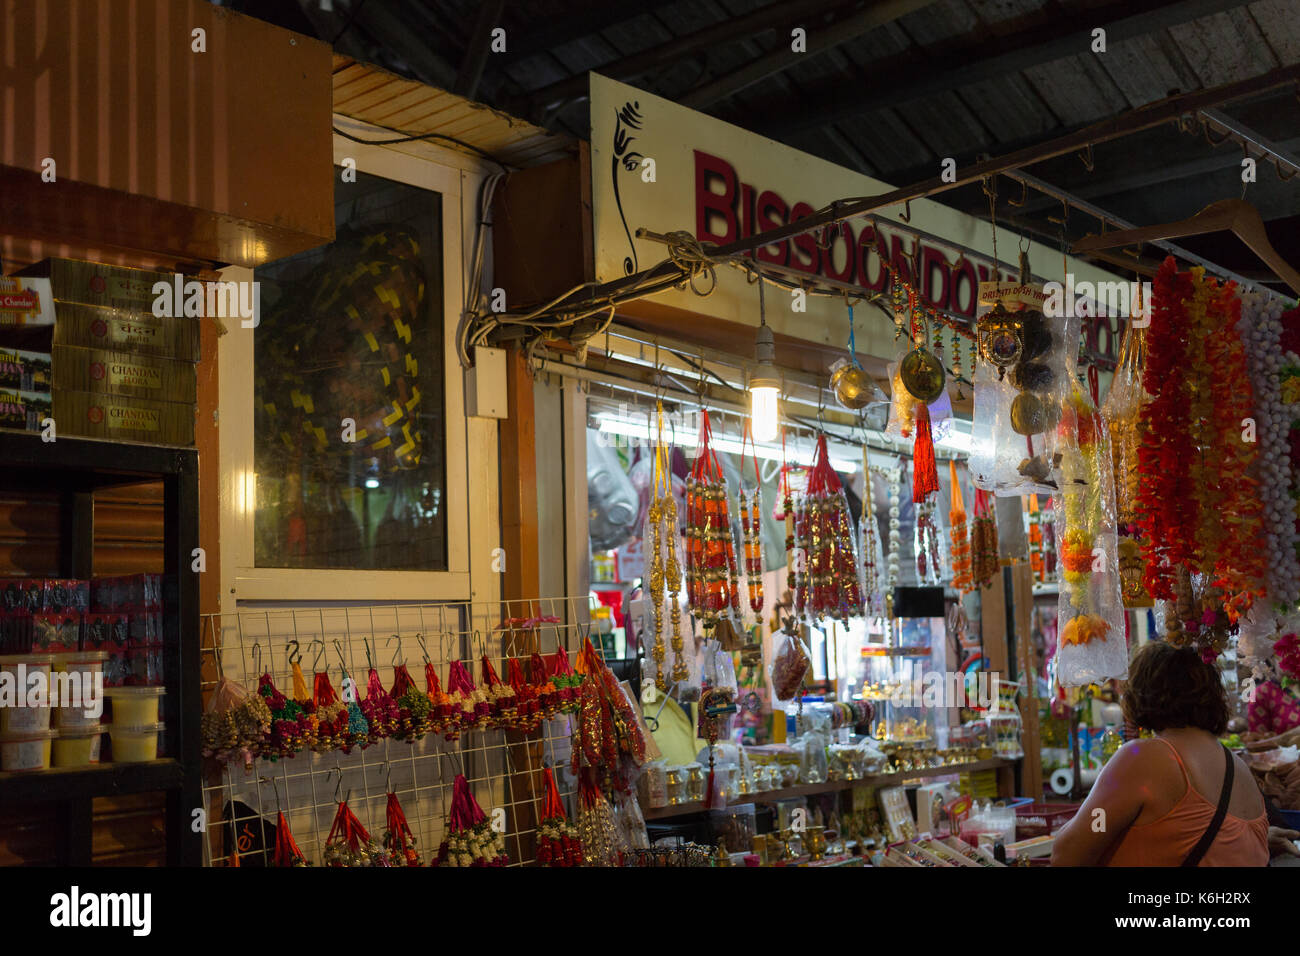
(685, 409), (741, 628)
(1238, 291), (1300, 608)
(792, 433), (864, 623)
(861, 452), (886, 616)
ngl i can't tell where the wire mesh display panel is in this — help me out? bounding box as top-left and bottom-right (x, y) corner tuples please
(199, 597), (594, 867)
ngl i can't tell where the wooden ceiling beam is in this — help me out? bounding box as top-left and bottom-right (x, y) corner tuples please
(758, 0), (1249, 139)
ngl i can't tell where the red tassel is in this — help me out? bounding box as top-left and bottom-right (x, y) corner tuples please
(912, 402), (939, 503)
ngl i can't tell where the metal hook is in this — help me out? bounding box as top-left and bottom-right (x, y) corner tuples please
(1078, 142), (1095, 172)
(1046, 197), (1069, 227)
(286, 639), (301, 666)
(332, 638), (349, 674)
(362, 636), (375, 672)
(308, 638), (325, 672)
(389, 633), (402, 667)
(899, 197), (912, 223)
(259, 775), (282, 813)
(251, 642), (262, 676)
(415, 632), (431, 663)
(1008, 178), (1028, 207)
(331, 763), (345, 802)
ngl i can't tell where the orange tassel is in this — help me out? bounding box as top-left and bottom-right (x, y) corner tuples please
(912, 403), (939, 503)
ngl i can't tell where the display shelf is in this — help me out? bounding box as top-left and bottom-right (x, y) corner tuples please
(0, 759), (185, 802)
(0, 429), (201, 866)
(642, 758), (1015, 820)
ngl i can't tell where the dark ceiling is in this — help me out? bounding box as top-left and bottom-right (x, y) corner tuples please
(222, 0), (1300, 289)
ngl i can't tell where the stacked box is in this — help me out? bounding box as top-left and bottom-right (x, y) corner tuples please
(0, 388), (52, 433)
(52, 302), (200, 361)
(0, 276), (56, 327)
(52, 390), (194, 445)
(0, 348), (52, 392)
(17, 259), (172, 312)
(91, 573), (164, 687)
(17, 258), (201, 448)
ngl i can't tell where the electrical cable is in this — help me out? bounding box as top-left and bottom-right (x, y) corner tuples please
(332, 125), (511, 173)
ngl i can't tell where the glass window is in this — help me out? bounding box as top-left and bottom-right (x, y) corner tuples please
(251, 169), (447, 571)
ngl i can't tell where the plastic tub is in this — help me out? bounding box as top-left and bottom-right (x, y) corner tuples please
(51, 650), (107, 729)
(0, 728), (56, 771)
(52, 729), (103, 768)
(0, 654), (54, 733)
(105, 686), (165, 725)
(108, 721), (164, 763)
(1014, 801), (1081, 840)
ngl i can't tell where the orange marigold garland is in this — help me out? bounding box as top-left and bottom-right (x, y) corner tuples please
(1136, 259), (1267, 622)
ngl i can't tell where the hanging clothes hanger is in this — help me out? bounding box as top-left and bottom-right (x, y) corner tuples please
(1070, 198), (1300, 296)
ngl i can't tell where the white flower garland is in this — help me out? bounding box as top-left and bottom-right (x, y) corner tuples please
(1237, 291), (1300, 608)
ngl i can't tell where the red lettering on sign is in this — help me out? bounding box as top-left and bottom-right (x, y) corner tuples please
(951, 259), (978, 316)
(823, 222), (856, 283)
(856, 225), (887, 292)
(789, 202), (820, 274)
(694, 150), (736, 245)
(921, 246), (951, 311)
(740, 183), (756, 240)
(755, 190), (789, 266)
(890, 234), (916, 289)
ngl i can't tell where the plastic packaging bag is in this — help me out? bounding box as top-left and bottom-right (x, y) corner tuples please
(1102, 324), (1153, 608)
(970, 290), (1078, 496)
(770, 629), (811, 702)
(887, 354), (953, 441)
(1052, 386), (1128, 686)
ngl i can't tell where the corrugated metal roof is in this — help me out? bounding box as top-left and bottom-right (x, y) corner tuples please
(331, 55), (575, 168)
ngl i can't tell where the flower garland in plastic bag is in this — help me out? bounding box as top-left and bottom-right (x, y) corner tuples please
(1052, 385), (1127, 685)
(1103, 322), (1154, 607)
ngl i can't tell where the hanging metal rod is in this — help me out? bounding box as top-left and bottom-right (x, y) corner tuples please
(496, 64), (1300, 327)
(1198, 108), (1300, 177)
(999, 168), (1268, 292)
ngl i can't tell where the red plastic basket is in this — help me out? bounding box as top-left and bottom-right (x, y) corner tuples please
(1014, 802), (1080, 840)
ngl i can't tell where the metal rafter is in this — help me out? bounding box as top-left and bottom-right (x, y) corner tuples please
(511, 0), (850, 117)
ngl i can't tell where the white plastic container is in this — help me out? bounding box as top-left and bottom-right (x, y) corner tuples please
(0, 727), (57, 771)
(108, 721), (165, 763)
(52, 650), (108, 730)
(104, 685), (165, 725)
(0, 654), (54, 733)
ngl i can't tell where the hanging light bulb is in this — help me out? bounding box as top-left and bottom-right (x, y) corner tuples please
(749, 270), (780, 442)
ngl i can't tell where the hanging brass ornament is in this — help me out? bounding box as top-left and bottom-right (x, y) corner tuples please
(830, 362), (876, 410)
(976, 303), (1024, 380)
(899, 348), (946, 403)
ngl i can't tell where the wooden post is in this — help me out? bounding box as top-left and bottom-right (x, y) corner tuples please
(1011, 562), (1043, 800)
(498, 345), (544, 862)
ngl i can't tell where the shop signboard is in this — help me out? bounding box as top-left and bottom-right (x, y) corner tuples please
(589, 74), (1126, 369)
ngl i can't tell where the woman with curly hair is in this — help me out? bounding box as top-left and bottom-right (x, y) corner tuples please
(1052, 641), (1268, 866)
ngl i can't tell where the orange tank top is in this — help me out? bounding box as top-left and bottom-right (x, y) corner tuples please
(1107, 737), (1268, 867)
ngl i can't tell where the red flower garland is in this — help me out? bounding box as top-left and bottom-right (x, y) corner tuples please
(1135, 258), (1267, 617)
